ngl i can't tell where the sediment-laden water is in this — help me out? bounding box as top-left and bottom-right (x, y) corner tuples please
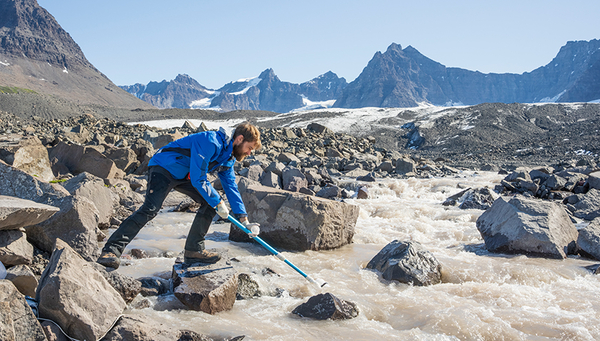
(110, 171), (600, 341)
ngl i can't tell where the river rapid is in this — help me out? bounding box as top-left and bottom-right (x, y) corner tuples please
(109, 171), (600, 341)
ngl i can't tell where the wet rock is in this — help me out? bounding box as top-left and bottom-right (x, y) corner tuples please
(236, 273), (261, 300)
(234, 178), (358, 251)
(138, 276), (172, 297)
(5, 264), (38, 297)
(0, 280), (46, 341)
(577, 218), (600, 260)
(458, 187), (499, 210)
(292, 293), (359, 320)
(172, 255), (238, 314)
(476, 196), (578, 259)
(356, 186), (370, 199)
(36, 239), (126, 341)
(102, 315), (211, 341)
(92, 263), (142, 304)
(0, 195), (60, 231)
(366, 240), (442, 286)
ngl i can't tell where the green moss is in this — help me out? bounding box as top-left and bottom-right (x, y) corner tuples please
(49, 179), (67, 183)
(0, 86), (37, 94)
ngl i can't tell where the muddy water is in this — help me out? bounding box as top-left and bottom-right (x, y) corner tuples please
(111, 171), (600, 340)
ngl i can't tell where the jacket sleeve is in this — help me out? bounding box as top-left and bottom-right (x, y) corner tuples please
(189, 137), (221, 208)
(218, 165), (247, 217)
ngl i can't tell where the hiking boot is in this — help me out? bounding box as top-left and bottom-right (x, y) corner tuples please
(184, 249), (221, 265)
(97, 251), (120, 269)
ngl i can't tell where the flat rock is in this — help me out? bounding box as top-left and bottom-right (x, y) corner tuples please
(0, 195), (60, 231)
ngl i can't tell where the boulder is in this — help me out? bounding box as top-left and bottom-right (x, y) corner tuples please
(0, 195), (60, 231)
(172, 256), (238, 314)
(316, 185), (341, 199)
(48, 141), (85, 175)
(0, 280), (46, 341)
(5, 264), (38, 297)
(573, 188), (600, 221)
(101, 315), (196, 341)
(476, 197), (578, 259)
(104, 146), (139, 173)
(236, 273), (261, 300)
(457, 187), (499, 210)
(0, 230), (33, 266)
(277, 152), (301, 164)
(366, 240), (442, 286)
(577, 218), (600, 260)
(395, 158), (415, 175)
(292, 293), (359, 320)
(75, 147), (125, 179)
(232, 178), (358, 251)
(60, 172), (118, 228)
(545, 174), (568, 191)
(138, 277), (171, 297)
(0, 135), (54, 182)
(92, 263), (142, 304)
(307, 122), (333, 134)
(282, 166), (308, 192)
(26, 195), (101, 261)
(36, 239), (126, 341)
(260, 171), (282, 189)
(587, 171), (600, 190)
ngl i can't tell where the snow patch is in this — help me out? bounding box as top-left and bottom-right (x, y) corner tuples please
(231, 77), (261, 95)
(0, 60), (9, 66)
(63, 67), (68, 74)
(539, 90), (566, 103)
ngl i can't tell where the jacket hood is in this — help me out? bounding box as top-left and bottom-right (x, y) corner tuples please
(219, 127), (235, 144)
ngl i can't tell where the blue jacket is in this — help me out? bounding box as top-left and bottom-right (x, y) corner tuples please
(148, 128), (246, 217)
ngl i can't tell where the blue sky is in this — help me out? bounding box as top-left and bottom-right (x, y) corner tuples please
(38, 0), (600, 89)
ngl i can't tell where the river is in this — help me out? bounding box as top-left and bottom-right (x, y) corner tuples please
(107, 170), (600, 341)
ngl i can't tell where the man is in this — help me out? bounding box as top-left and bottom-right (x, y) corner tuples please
(97, 122), (261, 268)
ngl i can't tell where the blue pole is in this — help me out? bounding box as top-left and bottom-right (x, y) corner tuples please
(227, 214), (326, 287)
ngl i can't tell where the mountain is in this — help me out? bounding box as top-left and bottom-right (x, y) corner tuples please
(0, 0), (152, 109)
(334, 40), (600, 108)
(121, 69), (347, 112)
(120, 74), (215, 109)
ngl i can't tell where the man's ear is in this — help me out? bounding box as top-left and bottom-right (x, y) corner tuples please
(233, 134), (244, 145)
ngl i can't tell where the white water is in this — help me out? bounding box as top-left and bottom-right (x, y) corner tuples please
(109, 171), (600, 340)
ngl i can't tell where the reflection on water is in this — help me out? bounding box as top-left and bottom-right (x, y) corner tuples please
(110, 171), (600, 340)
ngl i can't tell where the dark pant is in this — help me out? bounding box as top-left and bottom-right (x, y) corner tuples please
(102, 166), (216, 257)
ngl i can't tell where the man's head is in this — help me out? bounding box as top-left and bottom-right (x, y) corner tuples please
(232, 122), (261, 162)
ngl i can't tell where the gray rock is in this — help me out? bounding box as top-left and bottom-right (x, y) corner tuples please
(5, 264), (37, 297)
(395, 158), (416, 175)
(233, 178), (358, 251)
(366, 240), (442, 286)
(504, 169), (531, 182)
(0, 229), (34, 266)
(277, 152), (301, 164)
(138, 277), (172, 297)
(36, 239), (126, 341)
(458, 187), (499, 210)
(0, 195), (60, 231)
(573, 188), (600, 221)
(236, 273), (261, 300)
(60, 172), (118, 228)
(476, 197), (578, 259)
(588, 171), (600, 190)
(172, 256), (238, 314)
(101, 315), (185, 341)
(282, 166), (308, 192)
(0, 280), (46, 341)
(545, 174), (568, 191)
(316, 186), (341, 199)
(307, 122), (333, 134)
(577, 218), (600, 260)
(0, 135), (54, 182)
(259, 171), (282, 189)
(92, 263), (142, 304)
(292, 293), (359, 320)
(75, 147), (125, 179)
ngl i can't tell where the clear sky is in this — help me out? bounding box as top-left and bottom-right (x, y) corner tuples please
(38, 0), (600, 89)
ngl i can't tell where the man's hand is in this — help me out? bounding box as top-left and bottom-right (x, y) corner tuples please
(242, 220), (260, 238)
(215, 201), (229, 219)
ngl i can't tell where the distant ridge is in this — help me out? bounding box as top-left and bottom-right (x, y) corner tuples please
(122, 40), (600, 112)
(0, 0), (153, 109)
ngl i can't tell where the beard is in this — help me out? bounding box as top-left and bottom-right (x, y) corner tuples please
(233, 143), (246, 162)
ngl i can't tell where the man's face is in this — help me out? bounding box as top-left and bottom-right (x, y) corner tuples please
(233, 139), (258, 162)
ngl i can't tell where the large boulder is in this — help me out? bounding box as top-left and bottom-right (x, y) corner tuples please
(36, 239), (126, 341)
(102, 315), (206, 341)
(366, 240), (442, 286)
(0, 161), (101, 261)
(75, 147), (125, 179)
(476, 197), (578, 259)
(232, 178), (358, 251)
(172, 255), (238, 314)
(0, 280), (46, 341)
(587, 171), (600, 190)
(0, 195), (60, 231)
(292, 293), (359, 320)
(5, 265), (38, 297)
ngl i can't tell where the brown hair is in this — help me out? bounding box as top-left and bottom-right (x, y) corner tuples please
(234, 122), (262, 150)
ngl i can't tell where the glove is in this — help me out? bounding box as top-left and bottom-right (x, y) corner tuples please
(243, 221), (260, 238)
(215, 201), (229, 219)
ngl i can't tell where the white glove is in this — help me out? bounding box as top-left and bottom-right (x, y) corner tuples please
(243, 221), (260, 238)
(215, 201), (229, 219)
